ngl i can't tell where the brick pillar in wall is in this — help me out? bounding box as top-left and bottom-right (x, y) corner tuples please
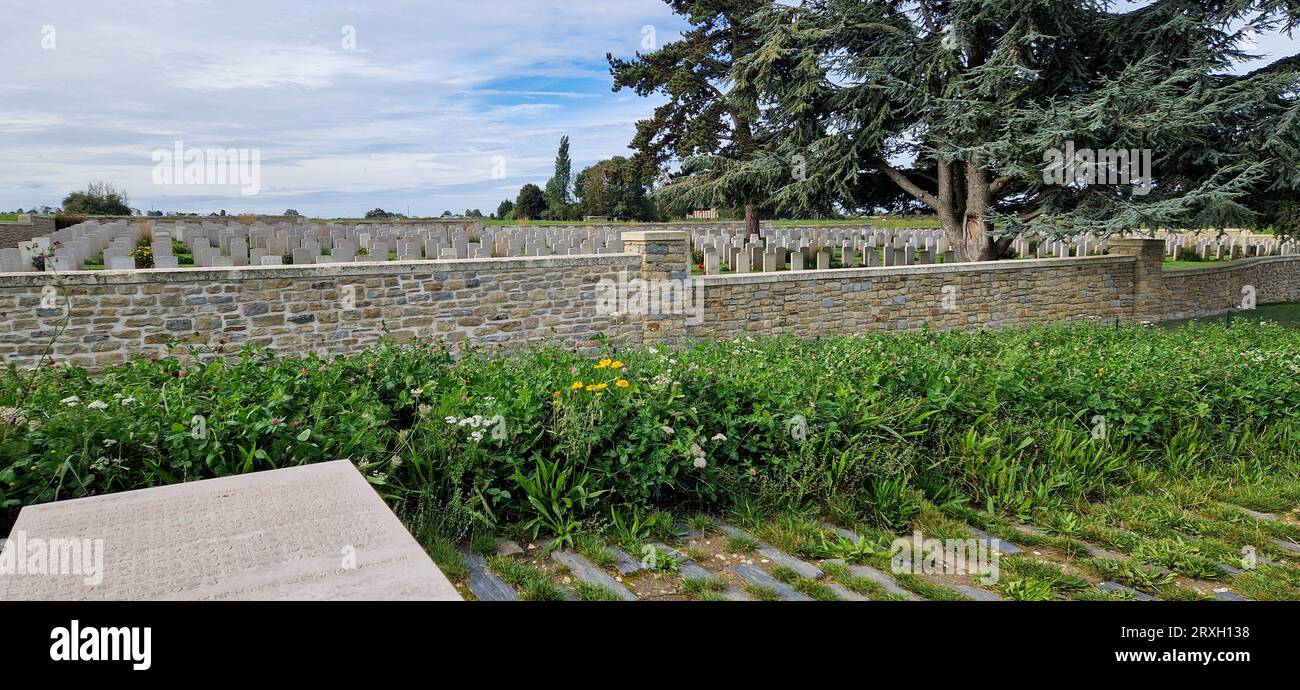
(1108, 238), (1166, 322)
(621, 230), (694, 345)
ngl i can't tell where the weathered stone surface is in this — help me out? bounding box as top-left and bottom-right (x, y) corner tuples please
(728, 564), (813, 601)
(1239, 507), (1278, 522)
(550, 549), (637, 601)
(1212, 588), (1249, 602)
(459, 548), (516, 602)
(495, 539), (524, 557)
(825, 583), (869, 601)
(650, 542), (711, 581)
(1098, 581), (1158, 601)
(953, 584), (1002, 601)
(0, 460), (461, 601)
(718, 524), (823, 579)
(610, 545), (645, 576)
(966, 527), (1022, 556)
(824, 559), (923, 601)
(1271, 538), (1300, 555)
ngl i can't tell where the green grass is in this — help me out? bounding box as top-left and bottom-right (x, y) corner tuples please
(681, 576), (727, 600)
(820, 560), (904, 601)
(769, 564), (840, 600)
(575, 534), (617, 569)
(486, 556), (567, 601)
(1158, 301), (1300, 330)
(0, 213), (19, 222)
(744, 583), (782, 601)
(725, 534), (760, 554)
(572, 580), (624, 601)
(421, 536), (469, 583)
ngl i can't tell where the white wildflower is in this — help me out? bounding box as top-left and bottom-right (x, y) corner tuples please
(87, 400), (109, 410)
(692, 457), (707, 469)
(60, 396), (81, 407)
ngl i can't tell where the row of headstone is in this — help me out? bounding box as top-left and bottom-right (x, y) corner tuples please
(1161, 232), (1296, 260)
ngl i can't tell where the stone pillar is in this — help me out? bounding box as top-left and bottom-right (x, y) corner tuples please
(1108, 238), (1165, 322)
(622, 230), (693, 344)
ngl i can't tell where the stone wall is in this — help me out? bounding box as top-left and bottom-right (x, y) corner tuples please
(0, 215), (55, 249)
(1155, 256), (1300, 320)
(686, 253), (1137, 340)
(0, 255), (641, 369)
(2, 234), (1298, 371)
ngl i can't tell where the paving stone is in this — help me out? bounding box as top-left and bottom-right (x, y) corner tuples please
(966, 526), (1023, 555)
(953, 584), (1002, 601)
(650, 542), (711, 581)
(495, 539), (524, 557)
(1211, 588), (1249, 602)
(550, 549), (637, 601)
(720, 586), (754, 601)
(824, 558), (923, 601)
(1098, 581), (1158, 601)
(825, 583), (869, 601)
(1239, 507), (1278, 522)
(728, 564), (814, 601)
(459, 548), (517, 602)
(673, 521), (704, 540)
(1271, 538), (1300, 556)
(610, 545), (645, 576)
(820, 523), (863, 544)
(719, 524), (823, 579)
(0, 460), (460, 601)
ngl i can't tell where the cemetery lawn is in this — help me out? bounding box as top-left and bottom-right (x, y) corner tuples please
(0, 213), (19, 222)
(2, 320), (1299, 600)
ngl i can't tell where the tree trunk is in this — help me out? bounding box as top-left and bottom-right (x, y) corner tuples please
(744, 204), (759, 236)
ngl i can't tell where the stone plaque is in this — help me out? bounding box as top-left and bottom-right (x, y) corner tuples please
(0, 460), (461, 601)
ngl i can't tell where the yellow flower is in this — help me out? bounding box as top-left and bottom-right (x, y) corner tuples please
(553, 391), (562, 398)
(615, 379), (629, 388)
(595, 392), (603, 397)
(585, 384), (597, 392)
(593, 382), (608, 390)
(610, 360), (625, 369)
(571, 381), (584, 390)
(595, 358), (612, 369)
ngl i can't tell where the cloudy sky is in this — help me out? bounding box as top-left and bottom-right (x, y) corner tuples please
(1, 0), (688, 217)
(2, 2), (1293, 218)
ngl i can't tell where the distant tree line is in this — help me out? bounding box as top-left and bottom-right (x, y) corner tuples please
(497, 136), (660, 222)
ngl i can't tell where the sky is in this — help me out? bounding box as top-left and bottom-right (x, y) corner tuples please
(0, 0), (689, 217)
(1, 1), (1294, 218)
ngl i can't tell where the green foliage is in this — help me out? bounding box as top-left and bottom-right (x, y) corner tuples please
(572, 580), (622, 601)
(681, 575), (726, 600)
(514, 184), (547, 220)
(2, 321), (1298, 541)
(419, 535), (469, 583)
(486, 556), (566, 601)
(62, 181), (131, 216)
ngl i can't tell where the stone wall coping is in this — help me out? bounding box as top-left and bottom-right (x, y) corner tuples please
(698, 254), (1135, 286)
(1161, 255), (1300, 277)
(0, 253), (640, 287)
(622, 230), (691, 242)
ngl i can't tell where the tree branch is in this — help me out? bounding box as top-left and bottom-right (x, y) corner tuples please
(869, 160), (941, 210)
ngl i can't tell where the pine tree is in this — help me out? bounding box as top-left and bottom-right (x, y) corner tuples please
(687, 0), (1300, 260)
(608, 0), (779, 234)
